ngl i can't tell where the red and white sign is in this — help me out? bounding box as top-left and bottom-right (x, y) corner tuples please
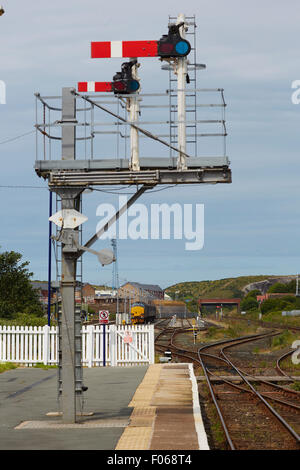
(91, 40), (158, 59)
(123, 331), (133, 344)
(99, 310), (109, 324)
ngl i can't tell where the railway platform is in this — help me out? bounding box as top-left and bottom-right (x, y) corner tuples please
(0, 362), (208, 450)
(115, 363), (209, 451)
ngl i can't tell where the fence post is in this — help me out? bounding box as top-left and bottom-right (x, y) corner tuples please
(149, 325), (155, 364)
(87, 325), (94, 368)
(43, 325), (50, 365)
(109, 325), (117, 367)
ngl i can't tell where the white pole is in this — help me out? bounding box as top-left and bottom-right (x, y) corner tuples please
(129, 59), (140, 171)
(176, 13), (187, 170)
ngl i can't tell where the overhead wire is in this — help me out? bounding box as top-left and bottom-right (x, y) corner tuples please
(0, 130), (35, 145)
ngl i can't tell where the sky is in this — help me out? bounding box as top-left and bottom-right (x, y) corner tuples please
(0, 0), (300, 289)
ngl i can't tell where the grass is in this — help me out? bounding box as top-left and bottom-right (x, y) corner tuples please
(200, 383), (227, 449)
(0, 362), (17, 373)
(291, 382), (300, 391)
(271, 330), (298, 351)
(33, 363), (57, 370)
(261, 310), (300, 328)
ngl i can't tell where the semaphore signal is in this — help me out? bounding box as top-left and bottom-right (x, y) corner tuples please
(90, 23), (191, 59)
(78, 59), (140, 95)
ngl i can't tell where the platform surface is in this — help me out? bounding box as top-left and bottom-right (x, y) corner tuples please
(116, 363), (209, 450)
(0, 363), (208, 450)
(0, 366), (147, 450)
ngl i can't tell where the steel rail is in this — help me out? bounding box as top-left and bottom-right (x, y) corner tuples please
(197, 331), (300, 449)
(219, 341), (300, 444)
(156, 325), (300, 449)
(276, 349), (295, 377)
(204, 367), (300, 411)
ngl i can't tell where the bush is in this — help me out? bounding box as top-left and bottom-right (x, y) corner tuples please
(260, 298), (296, 315)
(240, 297), (258, 311)
(271, 330), (294, 349)
(245, 289), (261, 299)
(0, 250), (44, 319)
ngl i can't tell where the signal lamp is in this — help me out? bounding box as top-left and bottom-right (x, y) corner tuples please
(158, 22), (191, 58)
(112, 60), (140, 95)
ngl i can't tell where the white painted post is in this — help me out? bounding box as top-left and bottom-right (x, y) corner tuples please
(176, 13), (187, 171)
(149, 325), (155, 364)
(129, 59), (140, 171)
(87, 325), (94, 368)
(110, 324), (117, 367)
(43, 325), (50, 365)
(3, 326), (7, 362)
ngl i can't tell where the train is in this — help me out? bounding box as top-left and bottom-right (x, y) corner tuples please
(130, 300), (187, 324)
(131, 302), (156, 324)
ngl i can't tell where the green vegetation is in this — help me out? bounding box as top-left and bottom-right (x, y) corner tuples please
(167, 275), (268, 300)
(292, 382), (300, 391)
(271, 330), (297, 350)
(0, 313), (49, 327)
(240, 296), (259, 312)
(33, 363), (57, 370)
(0, 362), (17, 374)
(268, 280), (296, 293)
(165, 275), (276, 313)
(260, 296), (299, 315)
(165, 275), (300, 324)
(0, 250), (44, 322)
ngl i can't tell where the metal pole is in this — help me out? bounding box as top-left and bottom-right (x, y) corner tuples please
(47, 190), (53, 326)
(57, 88), (84, 424)
(177, 14), (187, 170)
(129, 59), (140, 171)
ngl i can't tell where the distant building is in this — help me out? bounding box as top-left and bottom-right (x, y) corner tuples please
(82, 283), (97, 304)
(257, 293), (296, 303)
(118, 282), (164, 303)
(198, 298), (241, 312)
(30, 281), (58, 306)
(152, 299), (187, 318)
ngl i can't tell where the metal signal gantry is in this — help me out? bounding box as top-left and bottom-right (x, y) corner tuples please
(79, 14), (192, 171)
(34, 14), (232, 425)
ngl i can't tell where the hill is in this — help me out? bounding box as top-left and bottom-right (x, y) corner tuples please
(165, 275), (296, 304)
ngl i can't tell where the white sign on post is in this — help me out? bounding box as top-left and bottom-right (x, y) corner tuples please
(99, 310), (109, 324)
(123, 330), (133, 344)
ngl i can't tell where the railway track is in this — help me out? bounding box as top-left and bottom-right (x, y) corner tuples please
(154, 323), (300, 450)
(198, 333), (300, 450)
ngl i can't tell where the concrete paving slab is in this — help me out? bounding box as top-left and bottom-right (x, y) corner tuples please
(0, 365), (148, 450)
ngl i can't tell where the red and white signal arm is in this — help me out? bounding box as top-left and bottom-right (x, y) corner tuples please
(91, 40), (158, 58)
(99, 310), (109, 324)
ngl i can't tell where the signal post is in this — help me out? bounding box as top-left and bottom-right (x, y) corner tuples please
(35, 15), (231, 425)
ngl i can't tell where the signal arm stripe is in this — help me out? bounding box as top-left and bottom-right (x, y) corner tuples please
(87, 81), (95, 92)
(111, 41), (123, 58)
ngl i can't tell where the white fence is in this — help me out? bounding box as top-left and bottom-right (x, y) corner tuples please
(0, 324), (154, 367)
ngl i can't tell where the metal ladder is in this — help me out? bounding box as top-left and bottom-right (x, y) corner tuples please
(54, 193), (84, 411)
(168, 15), (198, 159)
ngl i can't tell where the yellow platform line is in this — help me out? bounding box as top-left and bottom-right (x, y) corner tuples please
(115, 365), (162, 450)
